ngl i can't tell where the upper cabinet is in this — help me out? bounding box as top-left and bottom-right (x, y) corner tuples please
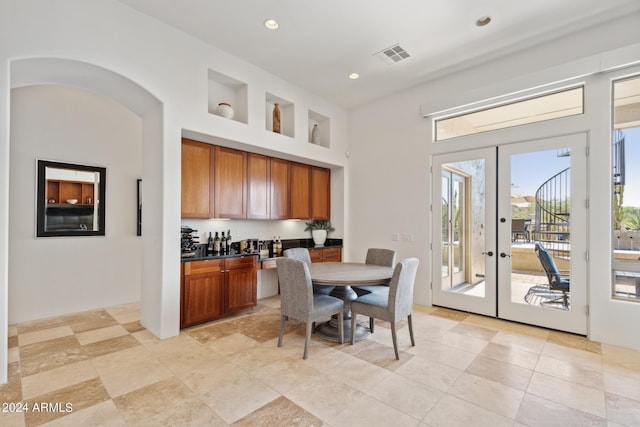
(181, 139), (330, 220)
(214, 146), (247, 219)
(311, 167), (331, 220)
(181, 139), (214, 218)
(246, 153), (270, 219)
(269, 158), (290, 219)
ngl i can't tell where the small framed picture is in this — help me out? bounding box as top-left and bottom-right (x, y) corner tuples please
(137, 179), (142, 236)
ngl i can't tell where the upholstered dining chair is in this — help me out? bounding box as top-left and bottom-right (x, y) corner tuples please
(276, 257), (344, 359)
(353, 248), (397, 296)
(283, 247), (332, 295)
(350, 257), (419, 359)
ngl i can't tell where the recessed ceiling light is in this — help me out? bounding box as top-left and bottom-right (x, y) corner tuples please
(264, 19), (279, 30)
(348, 73), (360, 80)
(476, 16), (492, 27)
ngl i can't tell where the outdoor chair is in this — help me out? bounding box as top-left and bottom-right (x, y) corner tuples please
(276, 257), (344, 359)
(350, 257), (419, 359)
(512, 219), (531, 242)
(534, 243), (570, 308)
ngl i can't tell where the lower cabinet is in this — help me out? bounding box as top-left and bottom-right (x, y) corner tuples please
(309, 247), (342, 263)
(181, 255), (257, 328)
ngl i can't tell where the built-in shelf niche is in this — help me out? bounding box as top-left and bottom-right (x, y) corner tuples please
(308, 110), (330, 148)
(265, 93), (294, 138)
(207, 69), (248, 124)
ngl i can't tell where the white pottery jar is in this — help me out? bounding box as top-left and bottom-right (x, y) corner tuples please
(312, 229), (327, 246)
(215, 102), (234, 119)
(311, 124), (319, 144)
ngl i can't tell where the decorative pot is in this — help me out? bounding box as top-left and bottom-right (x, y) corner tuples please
(272, 103), (281, 133)
(215, 102), (234, 119)
(312, 229), (327, 246)
(311, 124), (319, 144)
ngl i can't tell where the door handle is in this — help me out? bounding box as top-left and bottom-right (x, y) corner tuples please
(482, 251), (494, 257)
(500, 252), (511, 258)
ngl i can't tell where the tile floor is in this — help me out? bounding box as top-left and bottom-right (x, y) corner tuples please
(2, 297), (640, 426)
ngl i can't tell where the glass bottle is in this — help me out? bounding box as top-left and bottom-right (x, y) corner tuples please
(206, 232), (214, 256)
(213, 231), (220, 255)
(221, 231), (227, 255)
(226, 229), (232, 253)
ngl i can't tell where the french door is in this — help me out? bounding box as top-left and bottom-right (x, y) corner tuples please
(432, 134), (587, 334)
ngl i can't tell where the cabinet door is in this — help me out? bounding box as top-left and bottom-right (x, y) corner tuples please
(215, 146), (247, 218)
(182, 272), (225, 327)
(290, 162), (311, 219)
(181, 139), (214, 218)
(322, 248), (342, 262)
(309, 248), (324, 263)
(270, 158), (290, 219)
(247, 153), (270, 219)
(311, 167), (330, 220)
(226, 267), (257, 312)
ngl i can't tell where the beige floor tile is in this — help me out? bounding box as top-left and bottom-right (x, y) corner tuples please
(199, 369), (280, 424)
(8, 335), (18, 349)
(422, 394), (513, 427)
(39, 400), (127, 427)
(515, 393), (606, 426)
(603, 369), (640, 402)
(395, 356), (463, 392)
(8, 347), (20, 364)
(206, 332), (261, 356)
(535, 354), (604, 389)
(229, 340), (301, 372)
(430, 307), (470, 322)
(234, 396), (322, 427)
(478, 342), (540, 370)
(449, 323), (498, 341)
(353, 340), (414, 369)
(365, 373), (443, 420)
(138, 396), (226, 427)
(548, 330), (602, 354)
(104, 302), (140, 324)
(0, 411), (26, 427)
(323, 353), (396, 394)
(20, 335), (88, 376)
(0, 362), (22, 403)
(490, 330), (546, 354)
(430, 330), (489, 354)
(17, 316), (68, 335)
(75, 325), (129, 346)
(179, 360), (242, 395)
(91, 345), (172, 397)
(602, 343), (640, 371)
(252, 354), (328, 395)
(409, 339), (476, 370)
(21, 360), (97, 400)
(131, 329), (159, 345)
(82, 334), (141, 358)
(605, 392), (640, 426)
(64, 309), (119, 333)
(541, 342), (603, 369)
(527, 372), (606, 418)
(23, 378), (110, 426)
(465, 355), (533, 391)
(448, 372), (524, 418)
(113, 377), (197, 424)
(18, 325), (74, 346)
(8, 324), (18, 337)
(331, 393), (419, 427)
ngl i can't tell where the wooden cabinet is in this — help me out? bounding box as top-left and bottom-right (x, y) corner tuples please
(309, 247), (342, 263)
(181, 255), (258, 328)
(311, 167), (330, 220)
(181, 139), (214, 218)
(215, 146), (247, 219)
(247, 153), (270, 219)
(46, 180), (95, 206)
(269, 158), (290, 219)
(290, 162), (311, 219)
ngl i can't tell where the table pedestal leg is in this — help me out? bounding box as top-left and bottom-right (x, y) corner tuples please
(314, 285), (370, 342)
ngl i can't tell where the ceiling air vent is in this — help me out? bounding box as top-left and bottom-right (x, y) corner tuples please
(373, 44), (411, 65)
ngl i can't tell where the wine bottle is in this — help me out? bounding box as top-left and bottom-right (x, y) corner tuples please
(213, 231), (220, 255)
(277, 236), (283, 256)
(226, 229), (232, 253)
(221, 231), (227, 255)
(206, 232), (214, 256)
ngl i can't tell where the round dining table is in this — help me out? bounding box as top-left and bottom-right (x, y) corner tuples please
(308, 262), (393, 342)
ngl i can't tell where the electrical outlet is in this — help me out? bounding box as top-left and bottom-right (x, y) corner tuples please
(392, 233), (400, 241)
(400, 233), (413, 242)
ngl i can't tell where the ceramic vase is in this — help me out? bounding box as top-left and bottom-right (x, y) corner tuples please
(311, 124), (319, 144)
(272, 103), (281, 133)
(312, 229), (327, 246)
(215, 102), (234, 119)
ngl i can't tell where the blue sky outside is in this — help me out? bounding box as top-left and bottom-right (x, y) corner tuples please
(511, 127), (640, 207)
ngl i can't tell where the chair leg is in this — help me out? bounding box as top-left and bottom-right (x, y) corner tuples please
(338, 311), (344, 344)
(350, 313), (356, 344)
(303, 321), (312, 359)
(369, 317), (374, 333)
(278, 314), (285, 347)
(408, 314), (415, 347)
(391, 321), (399, 360)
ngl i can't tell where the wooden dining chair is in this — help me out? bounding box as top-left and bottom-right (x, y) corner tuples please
(350, 257), (419, 359)
(276, 257), (344, 359)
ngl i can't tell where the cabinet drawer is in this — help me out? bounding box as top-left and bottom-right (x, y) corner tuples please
(184, 259), (223, 275)
(226, 255), (257, 270)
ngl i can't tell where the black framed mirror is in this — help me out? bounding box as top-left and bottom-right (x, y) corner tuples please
(36, 160), (106, 237)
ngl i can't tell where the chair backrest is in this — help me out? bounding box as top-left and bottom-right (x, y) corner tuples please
(512, 219), (529, 232)
(283, 247), (312, 266)
(534, 243), (562, 286)
(276, 257), (313, 319)
(365, 248), (396, 267)
(388, 258), (420, 321)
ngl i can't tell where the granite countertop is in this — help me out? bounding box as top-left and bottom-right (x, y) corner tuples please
(181, 250), (259, 262)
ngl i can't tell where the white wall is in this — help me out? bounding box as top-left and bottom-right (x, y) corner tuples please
(348, 14), (640, 350)
(0, 0), (349, 383)
(9, 85), (143, 323)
